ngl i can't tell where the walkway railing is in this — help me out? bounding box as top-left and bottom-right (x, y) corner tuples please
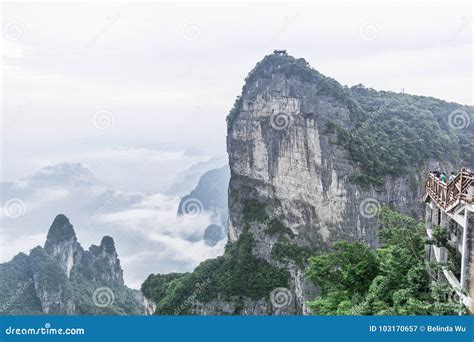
(425, 168), (474, 212)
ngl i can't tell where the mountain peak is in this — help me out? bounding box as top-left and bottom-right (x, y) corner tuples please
(26, 162), (99, 187)
(45, 214), (76, 244)
(252, 52), (306, 75)
(0, 214), (140, 315)
(226, 52), (348, 132)
(100, 236), (116, 254)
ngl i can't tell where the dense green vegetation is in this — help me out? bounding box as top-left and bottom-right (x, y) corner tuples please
(426, 225), (461, 279)
(142, 227), (290, 314)
(271, 242), (316, 268)
(70, 271), (142, 315)
(340, 87), (473, 187)
(242, 199), (294, 237)
(306, 208), (466, 315)
(29, 247), (72, 295)
(242, 199), (268, 223)
(0, 253), (43, 314)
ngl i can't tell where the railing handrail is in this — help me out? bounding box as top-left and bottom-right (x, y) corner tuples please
(425, 168), (474, 212)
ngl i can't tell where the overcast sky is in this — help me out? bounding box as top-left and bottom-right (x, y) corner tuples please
(1, 0), (472, 182)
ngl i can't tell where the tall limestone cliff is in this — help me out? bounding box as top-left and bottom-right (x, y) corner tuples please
(142, 53), (474, 315)
(44, 214), (82, 278)
(0, 214), (143, 315)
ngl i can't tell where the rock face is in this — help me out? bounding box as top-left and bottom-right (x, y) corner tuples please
(227, 55), (472, 313)
(30, 246), (75, 314)
(224, 53), (473, 313)
(0, 214), (143, 315)
(89, 236), (124, 286)
(142, 52), (473, 315)
(44, 214), (82, 278)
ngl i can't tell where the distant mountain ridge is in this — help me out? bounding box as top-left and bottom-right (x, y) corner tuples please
(25, 162), (100, 187)
(0, 214), (147, 315)
(177, 165), (230, 246)
(166, 156), (228, 197)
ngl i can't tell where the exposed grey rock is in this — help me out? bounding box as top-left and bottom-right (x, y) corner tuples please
(223, 53), (439, 313)
(30, 246), (75, 314)
(141, 295), (157, 315)
(44, 214), (82, 278)
(88, 236), (124, 286)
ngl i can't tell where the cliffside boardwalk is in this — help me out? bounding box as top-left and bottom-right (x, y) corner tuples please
(424, 168), (474, 311)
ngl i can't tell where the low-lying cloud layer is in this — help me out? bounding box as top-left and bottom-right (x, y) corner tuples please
(0, 161), (227, 289)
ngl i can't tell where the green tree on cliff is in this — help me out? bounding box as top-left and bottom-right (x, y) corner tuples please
(306, 208), (466, 315)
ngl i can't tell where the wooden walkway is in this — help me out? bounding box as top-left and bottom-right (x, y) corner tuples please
(424, 168), (474, 212)
(424, 168), (474, 311)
